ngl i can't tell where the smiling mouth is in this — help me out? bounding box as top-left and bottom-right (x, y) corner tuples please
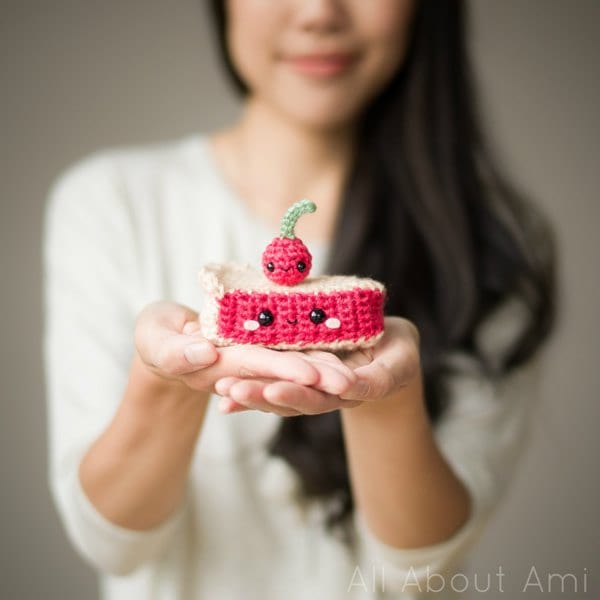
(286, 319), (298, 325)
(284, 53), (358, 78)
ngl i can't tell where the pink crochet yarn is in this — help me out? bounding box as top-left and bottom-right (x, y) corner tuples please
(262, 199), (315, 285)
(262, 237), (312, 285)
(218, 288), (384, 347)
(198, 199), (387, 352)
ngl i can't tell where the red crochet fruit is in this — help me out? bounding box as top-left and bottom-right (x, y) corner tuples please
(262, 199), (316, 285)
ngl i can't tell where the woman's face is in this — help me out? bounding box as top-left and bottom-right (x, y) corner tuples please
(225, 0), (417, 130)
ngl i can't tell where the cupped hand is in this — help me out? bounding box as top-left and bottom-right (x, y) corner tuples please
(215, 316), (422, 415)
(134, 301), (359, 407)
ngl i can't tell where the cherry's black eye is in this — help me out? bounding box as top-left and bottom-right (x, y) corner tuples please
(310, 308), (326, 324)
(297, 261), (306, 272)
(258, 309), (274, 326)
(266, 262), (275, 272)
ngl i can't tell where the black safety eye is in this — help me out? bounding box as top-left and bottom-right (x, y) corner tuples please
(309, 308), (326, 324)
(266, 262), (275, 272)
(297, 261), (306, 272)
(258, 309), (274, 326)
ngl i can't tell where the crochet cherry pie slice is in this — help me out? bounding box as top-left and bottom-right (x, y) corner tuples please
(198, 199), (386, 351)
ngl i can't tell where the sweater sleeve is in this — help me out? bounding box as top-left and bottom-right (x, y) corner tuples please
(352, 321), (543, 594)
(42, 155), (188, 576)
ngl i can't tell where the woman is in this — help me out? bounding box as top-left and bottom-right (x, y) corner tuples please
(43, 1), (556, 598)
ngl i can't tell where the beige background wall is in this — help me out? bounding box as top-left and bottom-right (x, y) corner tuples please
(1, 1), (598, 598)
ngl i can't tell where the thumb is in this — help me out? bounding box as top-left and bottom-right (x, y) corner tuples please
(136, 301), (217, 376)
(153, 331), (218, 377)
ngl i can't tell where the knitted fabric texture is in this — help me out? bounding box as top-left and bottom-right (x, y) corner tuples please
(198, 199), (386, 351)
(262, 237), (313, 285)
(261, 199), (316, 285)
(199, 263), (386, 351)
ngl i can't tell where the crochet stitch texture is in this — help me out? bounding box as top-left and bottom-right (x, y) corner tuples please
(199, 263), (385, 351)
(198, 200), (386, 351)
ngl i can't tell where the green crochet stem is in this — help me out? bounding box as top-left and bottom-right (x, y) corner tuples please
(279, 199), (316, 239)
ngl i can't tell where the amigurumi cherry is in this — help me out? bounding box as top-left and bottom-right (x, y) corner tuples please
(261, 199), (316, 285)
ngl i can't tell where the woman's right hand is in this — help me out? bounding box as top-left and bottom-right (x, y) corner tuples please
(134, 300), (219, 385)
(134, 301), (358, 414)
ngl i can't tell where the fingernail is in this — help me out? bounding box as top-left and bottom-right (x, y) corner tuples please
(184, 342), (214, 365)
(218, 397), (229, 412)
(215, 378), (232, 395)
(354, 379), (370, 399)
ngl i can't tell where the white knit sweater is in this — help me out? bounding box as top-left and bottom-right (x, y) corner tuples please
(42, 133), (542, 599)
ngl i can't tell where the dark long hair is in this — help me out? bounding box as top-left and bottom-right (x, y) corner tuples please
(207, 0), (557, 537)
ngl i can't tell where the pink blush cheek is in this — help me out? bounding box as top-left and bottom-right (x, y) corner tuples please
(217, 292), (305, 344)
(218, 292), (282, 344)
(304, 291), (385, 342)
(301, 291), (385, 343)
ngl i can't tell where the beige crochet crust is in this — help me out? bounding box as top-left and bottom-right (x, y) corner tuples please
(199, 262), (386, 295)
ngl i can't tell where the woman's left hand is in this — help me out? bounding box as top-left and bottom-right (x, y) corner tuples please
(214, 316), (422, 416)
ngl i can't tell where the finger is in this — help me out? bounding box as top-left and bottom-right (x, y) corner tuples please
(292, 352), (356, 395)
(198, 345), (320, 387)
(341, 361), (397, 401)
(302, 351), (358, 391)
(215, 376), (274, 396)
(151, 333), (219, 376)
(215, 376), (241, 396)
(339, 377), (373, 401)
(263, 381), (350, 415)
(217, 397), (249, 413)
(218, 377), (362, 413)
(342, 335), (420, 401)
(303, 350), (358, 378)
(229, 380), (302, 417)
(310, 360), (356, 395)
(135, 302), (218, 377)
(336, 347), (375, 370)
(215, 359), (353, 398)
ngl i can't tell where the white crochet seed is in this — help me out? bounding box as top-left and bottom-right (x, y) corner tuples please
(325, 318), (341, 329)
(243, 320), (260, 331)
